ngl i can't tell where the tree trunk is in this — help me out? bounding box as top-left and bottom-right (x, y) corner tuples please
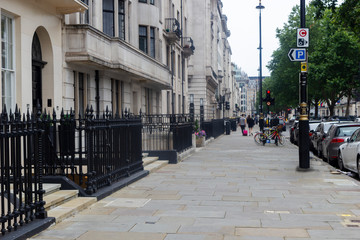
(327, 99), (335, 117)
(314, 98), (319, 119)
(346, 95), (351, 117)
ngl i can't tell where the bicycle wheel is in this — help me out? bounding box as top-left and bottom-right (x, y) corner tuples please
(254, 132), (267, 145)
(278, 135), (286, 145)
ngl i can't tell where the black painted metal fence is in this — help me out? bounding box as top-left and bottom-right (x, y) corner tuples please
(0, 106), (47, 237)
(0, 106), (143, 237)
(202, 119), (225, 140)
(41, 107), (143, 195)
(142, 114), (193, 153)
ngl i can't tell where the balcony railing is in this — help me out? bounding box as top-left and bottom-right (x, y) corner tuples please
(164, 18), (182, 44)
(182, 37), (195, 58)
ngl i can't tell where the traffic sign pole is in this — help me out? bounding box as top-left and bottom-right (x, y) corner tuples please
(298, 0), (310, 171)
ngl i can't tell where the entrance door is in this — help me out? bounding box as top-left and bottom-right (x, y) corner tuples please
(31, 32), (46, 114)
(32, 64), (42, 113)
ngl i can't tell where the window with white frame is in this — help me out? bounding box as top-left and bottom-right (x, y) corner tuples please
(118, 0), (125, 40)
(111, 79), (123, 114)
(103, 0), (115, 36)
(139, 0), (155, 5)
(1, 14), (15, 110)
(80, 0), (90, 24)
(74, 71), (88, 117)
(139, 25), (147, 53)
(150, 27), (155, 58)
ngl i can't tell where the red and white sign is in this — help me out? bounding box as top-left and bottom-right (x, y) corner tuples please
(297, 28), (309, 48)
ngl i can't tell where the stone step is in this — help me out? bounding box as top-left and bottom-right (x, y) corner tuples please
(47, 197), (96, 223)
(44, 189), (79, 211)
(144, 160), (168, 173)
(142, 156), (159, 166)
(43, 183), (61, 196)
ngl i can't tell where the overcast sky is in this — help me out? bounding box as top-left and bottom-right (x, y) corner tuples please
(222, 0), (300, 77)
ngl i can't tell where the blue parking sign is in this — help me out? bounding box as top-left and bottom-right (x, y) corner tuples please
(288, 48), (307, 62)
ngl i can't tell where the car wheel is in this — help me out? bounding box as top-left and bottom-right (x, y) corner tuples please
(356, 156), (360, 177)
(326, 150), (332, 164)
(357, 156), (360, 177)
(338, 151), (344, 171)
(290, 133), (294, 143)
(317, 144), (322, 158)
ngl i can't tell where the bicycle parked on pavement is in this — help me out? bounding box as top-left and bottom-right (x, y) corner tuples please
(254, 125), (285, 146)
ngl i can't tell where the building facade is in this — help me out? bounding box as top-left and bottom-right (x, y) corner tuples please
(187, 0), (234, 119)
(1, 0), (196, 117)
(1, 0), (242, 121)
(64, 0), (194, 117)
(1, 0), (87, 115)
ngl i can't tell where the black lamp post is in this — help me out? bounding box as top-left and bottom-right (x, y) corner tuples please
(298, 0), (310, 170)
(256, 0), (264, 115)
(189, 94), (194, 122)
(200, 98), (204, 128)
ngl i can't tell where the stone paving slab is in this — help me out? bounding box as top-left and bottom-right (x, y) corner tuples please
(29, 127), (360, 240)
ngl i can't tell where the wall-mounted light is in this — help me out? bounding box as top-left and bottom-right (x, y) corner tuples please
(190, 94), (194, 104)
(200, 98), (203, 106)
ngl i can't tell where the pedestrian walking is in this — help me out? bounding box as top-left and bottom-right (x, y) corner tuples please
(259, 113), (264, 132)
(239, 114), (246, 135)
(247, 115), (255, 136)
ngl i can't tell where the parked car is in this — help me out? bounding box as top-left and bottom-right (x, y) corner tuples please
(309, 122), (321, 151)
(322, 123), (360, 163)
(311, 121), (337, 157)
(338, 128), (360, 174)
(293, 120), (320, 146)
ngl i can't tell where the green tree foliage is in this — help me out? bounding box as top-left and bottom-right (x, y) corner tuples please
(267, 3), (360, 117)
(311, 0), (338, 19)
(310, 10), (360, 116)
(337, 0), (360, 36)
(266, 6), (300, 113)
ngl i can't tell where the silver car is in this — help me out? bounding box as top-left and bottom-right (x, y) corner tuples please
(322, 123), (360, 163)
(338, 128), (360, 175)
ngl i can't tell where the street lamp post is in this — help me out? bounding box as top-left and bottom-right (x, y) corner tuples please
(298, 0), (310, 170)
(256, 0), (264, 115)
(256, 0), (265, 132)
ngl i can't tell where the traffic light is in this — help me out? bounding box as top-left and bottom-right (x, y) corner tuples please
(266, 90), (271, 97)
(225, 101), (230, 110)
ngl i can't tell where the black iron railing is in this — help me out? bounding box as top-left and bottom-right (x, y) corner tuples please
(40, 107), (143, 195)
(0, 105), (144, 236)
(165, 18), (182, 38)
(141, 114), (192, 153)
(0, 106), (47, 237)
(202, 119), (225, 140)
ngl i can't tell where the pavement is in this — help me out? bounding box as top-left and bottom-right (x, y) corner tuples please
(29, 126), (360, 240)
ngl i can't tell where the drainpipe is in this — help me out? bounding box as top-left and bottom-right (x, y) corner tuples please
(95, 70), (100, 118)
(181, 0), (184, 114)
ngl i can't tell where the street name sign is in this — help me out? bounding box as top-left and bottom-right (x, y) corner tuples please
(297, 28), (309, 47)
(288, 48), (306, 62)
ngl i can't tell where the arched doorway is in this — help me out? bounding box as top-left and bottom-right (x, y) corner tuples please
(32, 32), (47, 113)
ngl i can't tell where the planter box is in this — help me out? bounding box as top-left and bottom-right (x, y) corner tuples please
(196, 137), (205, 147)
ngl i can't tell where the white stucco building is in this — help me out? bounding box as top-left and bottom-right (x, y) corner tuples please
(187, 0), (234, 119)
(1, 0), (195, 117)
(1, 0), (240, 120)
